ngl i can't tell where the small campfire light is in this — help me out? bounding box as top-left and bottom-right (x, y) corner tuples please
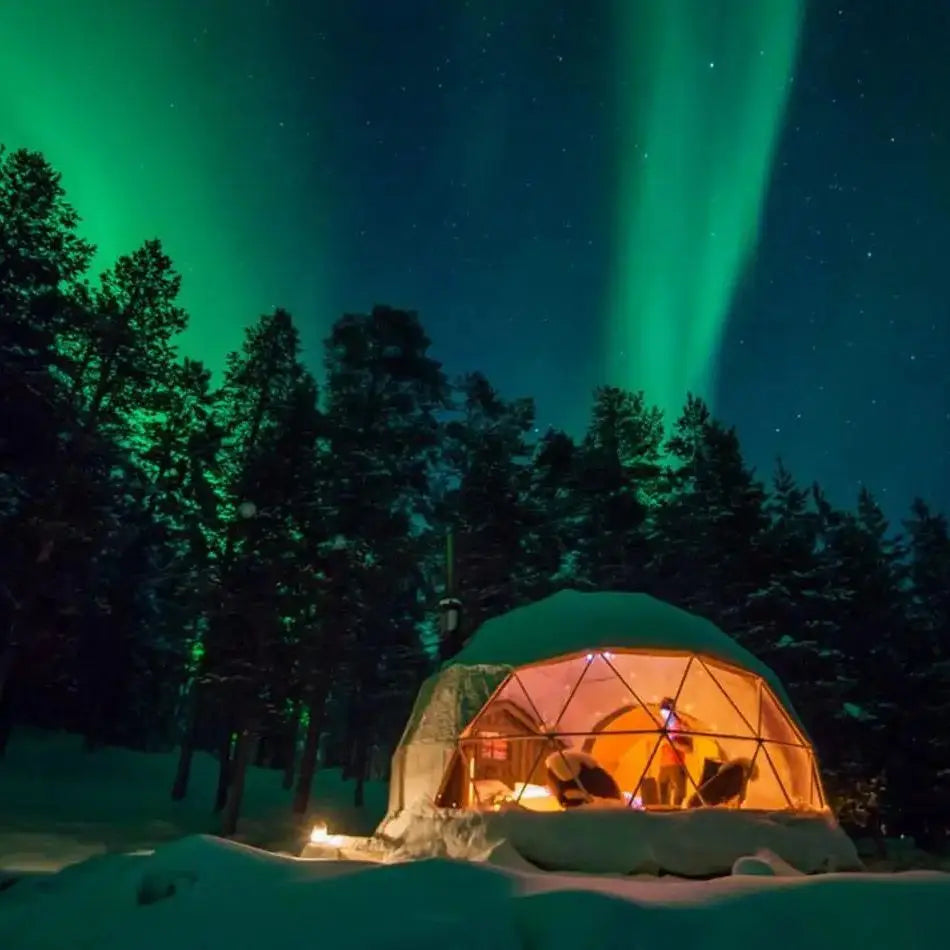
(309, 822), (346, 847)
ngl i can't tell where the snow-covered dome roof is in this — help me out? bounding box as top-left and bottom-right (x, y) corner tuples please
(447, 589), (795, 719)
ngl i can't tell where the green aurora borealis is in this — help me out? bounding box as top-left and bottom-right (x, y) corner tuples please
(0, 0), (334, 375)
(4, 0), (949, 539)
(608, 0), (804, 425)
(2, 0), (804, 423)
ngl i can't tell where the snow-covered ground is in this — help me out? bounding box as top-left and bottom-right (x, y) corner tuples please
(1, 729), (949, 948)
(0, 729), (386, 874)
(1, 832), (949, 949)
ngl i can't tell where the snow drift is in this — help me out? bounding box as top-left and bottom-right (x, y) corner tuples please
(378, 804), (862, 876)
(0, 834), (946, 950)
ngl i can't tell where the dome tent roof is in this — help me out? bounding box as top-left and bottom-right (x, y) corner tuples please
(446, 589), (805, 732)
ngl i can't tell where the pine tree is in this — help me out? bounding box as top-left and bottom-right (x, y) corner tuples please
(63, 239), (187, 440)
(437, 372), (537, 659)
(55, 240), (192, 751)
(141, 358), (228, 794)
(0, 147), (101, 746)
(525, 428), (585, 589)
(321, 305), (448, 805)
(651, 395), (768, 625)
(896, 498), (950, 843)
(0, 147), (94, 376)
(197, 309), (317, 829)
(809, 486), (907, 834)
(743, 466), (848, 790)
(574, 387), (665, 591)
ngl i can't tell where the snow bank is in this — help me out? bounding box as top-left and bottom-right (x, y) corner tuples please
(382, 805), (862, 876)
(0, 729), (387, 873)
(0, 834), (946, 950)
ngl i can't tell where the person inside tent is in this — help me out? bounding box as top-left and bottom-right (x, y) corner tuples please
(657, 696), (693, 807)
(545, 749), (623, 808)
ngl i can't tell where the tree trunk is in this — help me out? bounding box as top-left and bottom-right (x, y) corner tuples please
(170, 686), (200, 801)
(214, 717), (234, 813)
(282, 700), (302, 790)
(221, 723), (257, 837)
(341, 693), (361, 781)
(292, 688), (328, 815)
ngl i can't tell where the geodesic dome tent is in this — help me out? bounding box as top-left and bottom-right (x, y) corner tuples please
(381, 590), (827, 833)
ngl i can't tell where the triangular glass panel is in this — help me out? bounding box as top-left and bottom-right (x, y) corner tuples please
(759, 685), (807, 746)
(557, 652), (646, 734)
(762, 741), (812, 809)
(465, 672), (544, 738)
(676, 657), (757, 738)
(700, 659), (759, 735)
(509, 736), (565, 811)
(609, 652), (693, 717)
(608, 730), (665, 803)
(685, 737), (761, 808)
(755, 744), (793, 809)
(515, 655), (590, 731)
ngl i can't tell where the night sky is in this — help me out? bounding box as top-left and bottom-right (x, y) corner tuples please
(1, 0), (947, 518)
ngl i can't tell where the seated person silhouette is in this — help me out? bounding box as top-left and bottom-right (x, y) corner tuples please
(687, 757), (757, 808)
(545, 749), (623, 808)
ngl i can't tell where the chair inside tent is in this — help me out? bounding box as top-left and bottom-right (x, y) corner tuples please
(435, 650), (826, 814)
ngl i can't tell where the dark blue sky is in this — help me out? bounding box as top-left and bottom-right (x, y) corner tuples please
(717, 0), (950, 517)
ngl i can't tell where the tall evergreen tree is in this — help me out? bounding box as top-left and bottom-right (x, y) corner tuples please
(742, 465), (851, 815)
(575, 387), (665, 591)
(651, 395), (768, 626)
(63, 239), (187, 441)
(437, 372), (537, 659)
(808, 486), (907, 833)
(0, 147), (100, 746)
(196, 309), (316, 828)
(894, 498), (950, 842)
(321, 305), (448, 804)
(526, 427), (585, 589)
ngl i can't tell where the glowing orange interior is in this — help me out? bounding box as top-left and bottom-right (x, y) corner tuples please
(435, 650), (826, 813)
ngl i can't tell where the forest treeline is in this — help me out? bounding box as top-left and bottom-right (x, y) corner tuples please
(1, 148), (949, 845)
